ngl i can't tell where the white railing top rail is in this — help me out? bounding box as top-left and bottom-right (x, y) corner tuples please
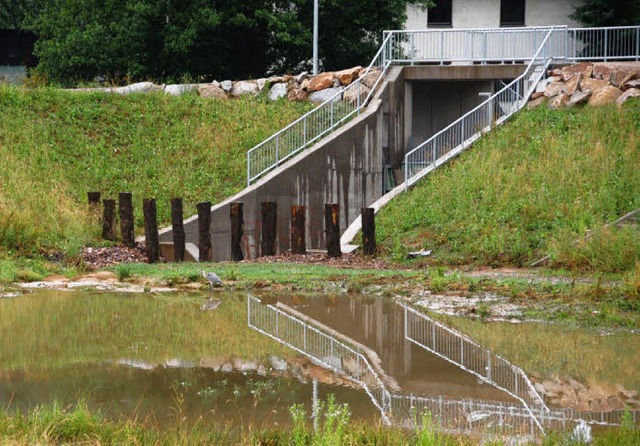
(384, 25), (570, 34)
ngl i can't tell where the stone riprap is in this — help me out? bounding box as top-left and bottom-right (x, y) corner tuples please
(529, 61), (640, 110)
(69, 66), (381, 105)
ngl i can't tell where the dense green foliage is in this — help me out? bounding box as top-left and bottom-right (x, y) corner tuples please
(0, 0), (46, 29)
(0, 86), (312, 256)
(571, 0), (640, 26)
(377, 101), (640, 272)
(25, 0), (430, 85)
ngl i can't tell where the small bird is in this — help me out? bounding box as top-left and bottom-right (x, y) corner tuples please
(202, 270), (223, 289)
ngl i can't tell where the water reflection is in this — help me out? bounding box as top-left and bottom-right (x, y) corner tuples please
(250, 294), (638, 434)
(276, 294), (516, 402)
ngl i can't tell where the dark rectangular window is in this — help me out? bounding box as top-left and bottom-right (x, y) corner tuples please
(428, 0), (452, 27)
(500, 0), (525, 27)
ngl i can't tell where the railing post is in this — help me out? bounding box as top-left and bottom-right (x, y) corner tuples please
(440, 30), (444, 64)
(303, 117), (307, 147)
(275, 134), (280, 165)
(604, 28), (608, 61)
(330, 100), (334, 128)
(382, 31), (388, 67)
(247, 152), (251, 186)
(636, 28), (639, 61)
(411, 32), (415, 65)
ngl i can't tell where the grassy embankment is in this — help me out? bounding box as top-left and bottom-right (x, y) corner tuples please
(1, 400), (638, 446)
(376, 100), (640, 273)
(0, 85), (312, 279)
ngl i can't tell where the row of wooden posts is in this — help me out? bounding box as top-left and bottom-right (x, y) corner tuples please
(88, 192), (376, 263)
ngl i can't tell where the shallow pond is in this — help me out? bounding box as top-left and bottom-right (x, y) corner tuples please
(1, 289), (638, 433)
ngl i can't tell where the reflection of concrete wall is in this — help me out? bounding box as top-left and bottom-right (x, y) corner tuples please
(405, 0), (582, 29)
(159, 67), (407, 260)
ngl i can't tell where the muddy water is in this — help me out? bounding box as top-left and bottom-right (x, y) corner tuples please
(1, 289), (638, 429)
(274, 294), (515, 402)
(0, 290), (375, 427)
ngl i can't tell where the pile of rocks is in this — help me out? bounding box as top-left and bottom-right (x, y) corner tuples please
(528, 61), (640, 110)
(533, 375), (640, 412)
(75, 66), (382, 105)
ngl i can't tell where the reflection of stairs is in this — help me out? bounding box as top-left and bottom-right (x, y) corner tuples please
(247, 295), (631, 437)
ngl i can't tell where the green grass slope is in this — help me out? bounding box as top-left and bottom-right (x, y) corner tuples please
(377, 100), (640, 272)
(0, 86), (312, 257)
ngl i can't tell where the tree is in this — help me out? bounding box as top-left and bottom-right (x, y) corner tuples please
(571, 0), (640, 26)
(0, 0), (47, 29)
(29, 0), (430, 85)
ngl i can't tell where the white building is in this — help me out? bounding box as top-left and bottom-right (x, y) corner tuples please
(406, 0), (583, 29)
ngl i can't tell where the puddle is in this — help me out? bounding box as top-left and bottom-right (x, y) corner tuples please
(1, 289), (637, 435)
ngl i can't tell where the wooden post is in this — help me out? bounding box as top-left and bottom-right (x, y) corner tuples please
(171, 198), (185, 262)
(325, 203), (341, 258)
(88, 191), (101, 207)
(196, 201), (212, 262)
(290, 205), (306, 254)
(143, 198), (160, 263)
(230, 202), (244, 261)
(361, 207), (376, 257)
(102, 199), (116, 241)
(118, 192), (134, 247)
(261, 202), (277, 257)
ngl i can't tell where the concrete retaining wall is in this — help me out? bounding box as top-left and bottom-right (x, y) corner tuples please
(159, 67), (407, 261)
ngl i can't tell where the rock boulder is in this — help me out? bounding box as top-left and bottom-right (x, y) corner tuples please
(588, 85), (623, 107)
(307, 72), (334, 92)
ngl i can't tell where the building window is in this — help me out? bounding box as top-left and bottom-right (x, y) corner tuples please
(500, 0), (525, 27)
(428, 0), (452, 27)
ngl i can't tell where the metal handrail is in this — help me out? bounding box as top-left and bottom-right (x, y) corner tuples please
(246, 25), (640, 186)
(246, 33), (394, 186)
(404, 305), (548, 434)
(403, 27), (558, 187)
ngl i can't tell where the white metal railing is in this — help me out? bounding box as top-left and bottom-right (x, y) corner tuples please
(247, 295), (634, 435)
(569, 26), (640, 62)
(248, 294), (393, 423)
(404, 305), (548, 430)
(246, 25), (639, 186)
(246, 34), (394, 185)
(403, 27), (558, 186)
(382, 26), (568, 65)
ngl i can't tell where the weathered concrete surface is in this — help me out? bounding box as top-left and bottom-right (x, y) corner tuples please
(403, 64), (526, 81)
(158, 64), (525, 261)
(159, 67), (407, 261)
